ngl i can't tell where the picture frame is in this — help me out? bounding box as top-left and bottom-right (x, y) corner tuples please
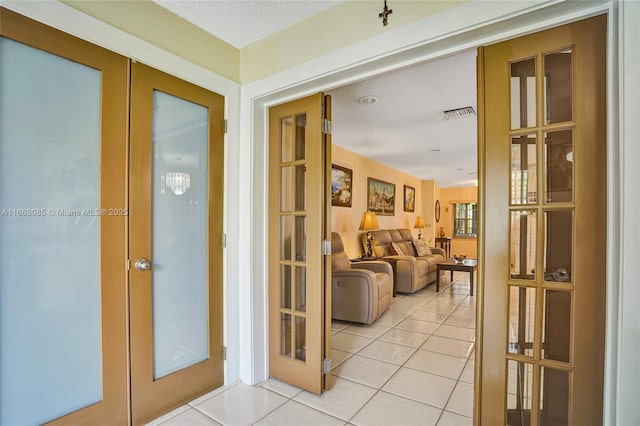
(403, 185), (415, 212)
(331, 164), (353, 207)
(367, 177), (396, 216)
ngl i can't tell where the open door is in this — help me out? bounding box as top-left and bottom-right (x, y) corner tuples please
(477, 15), (607, 425)
(268, 93), (333, 394)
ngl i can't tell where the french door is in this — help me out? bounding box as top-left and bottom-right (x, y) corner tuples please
(477, 15), (607, 425)
(268, 94), (333, 394)
(0, 8), (129, 425)
(129, 63), (225, 424)
(0, 9), (225, 425)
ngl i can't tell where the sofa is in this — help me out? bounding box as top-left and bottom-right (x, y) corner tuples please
(331, 232), (393, 324)
(361, 228), (446, 293)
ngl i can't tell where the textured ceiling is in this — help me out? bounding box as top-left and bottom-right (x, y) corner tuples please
(153, 0), (342, 49)
(328, 50), (478, 188)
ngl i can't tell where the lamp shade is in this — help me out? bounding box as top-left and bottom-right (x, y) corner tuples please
(359, 211), (379, 231)
(414, 215), (425, 229)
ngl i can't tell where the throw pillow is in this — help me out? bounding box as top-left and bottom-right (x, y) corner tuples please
(413, 239), (432, 257)
(389, 241), (405, 256)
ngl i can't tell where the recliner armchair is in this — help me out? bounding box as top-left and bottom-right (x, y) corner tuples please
(331, 232), (393, 324)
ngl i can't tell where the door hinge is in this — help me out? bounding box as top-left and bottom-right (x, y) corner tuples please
(322, 358), (331, 374)
(222, 233), (227, 248)
(224, 119), (228, 134)
(127, 259), (130, 271)
(223, 346), (227, 360)
(322, 118), (332, 135)
(322, 239), (331, 255)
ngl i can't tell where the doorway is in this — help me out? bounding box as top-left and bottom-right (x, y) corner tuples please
(258, 10), (604, 426)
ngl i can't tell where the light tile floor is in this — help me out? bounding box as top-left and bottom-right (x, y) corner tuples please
(147, 273), (476, 426)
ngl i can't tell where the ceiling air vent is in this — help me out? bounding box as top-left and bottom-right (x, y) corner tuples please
(444, 106), (476, 119)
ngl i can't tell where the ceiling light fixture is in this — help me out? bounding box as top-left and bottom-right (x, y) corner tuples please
(358, 95), (379, 105)
(444, 106), (476, 119)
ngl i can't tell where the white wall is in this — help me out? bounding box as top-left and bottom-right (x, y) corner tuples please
(614, 1), (640, 424)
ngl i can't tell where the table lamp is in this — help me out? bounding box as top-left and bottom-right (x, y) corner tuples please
(359, 211), (379, 258)
(414, 215), (425, 239)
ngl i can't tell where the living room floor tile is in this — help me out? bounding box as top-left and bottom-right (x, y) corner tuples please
(421, 336), (474, 359)
(259, 378), (303, 398)
(156, 408), (221, 426)
(293, 376), (377, 421)
(331, 348), (353, 370)
(434, 324), (476, 342)
(437, 410), (473, 426)
(357, 340), (417, 365)
(332, 320), (351, 334)
(395, 318), (440, 334)
(331, 332), (374, 353)
(405, 350), (467, 380)
(445, 381), (474, 418)
(459, 360), (474, 384)
(194, 383), (287, 426)
(378, 328), (430, 347)
(350, 391), (442, 426)
(409, 310), (450, 323)
(331, 354), (400, 388)
(253, 400), (344, 426)
(342, 323), (390, 339)
(374, 313), (405, 327)
(383, 367), (457, 408)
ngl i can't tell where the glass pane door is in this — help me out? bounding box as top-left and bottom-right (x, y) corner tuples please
(129, 62), (225, 425)
(479, 15), (607, 425)
(0, 9), (129, 425)
(268, 94), (326, 394)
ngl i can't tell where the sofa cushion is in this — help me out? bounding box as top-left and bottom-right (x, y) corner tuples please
(389, 241), (405, 255)
(413, 239), (432, 256)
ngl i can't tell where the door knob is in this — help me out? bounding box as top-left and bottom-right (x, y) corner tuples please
(135, 258), (152, 271)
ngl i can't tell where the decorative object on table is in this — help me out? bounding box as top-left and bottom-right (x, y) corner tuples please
(331, 164), (353, 207)
(403, 185), (415, 212)
(359, 211), (379, 258)
(367, 177), (395, 216)
(413, 215), (425, 239)
(439, 226), (446, 238)
(435, 199), (441, 223)
(453, 254), (467, 263)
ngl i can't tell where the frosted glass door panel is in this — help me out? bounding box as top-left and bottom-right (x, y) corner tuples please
(152, 90), (209, 379)
(0, 38), (102, 424)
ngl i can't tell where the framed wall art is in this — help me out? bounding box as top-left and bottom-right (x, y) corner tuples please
(331, 164), (352, 207)
(403, 185), (415, 212)
(367, 177), (395, 216)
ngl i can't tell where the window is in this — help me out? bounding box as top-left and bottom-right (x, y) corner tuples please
(453, 202), (478, 238)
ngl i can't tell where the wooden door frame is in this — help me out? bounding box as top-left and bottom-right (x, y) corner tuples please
(245, 1), (618, 420)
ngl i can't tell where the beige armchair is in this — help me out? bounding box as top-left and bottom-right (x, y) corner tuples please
(331, 232), (393, 324)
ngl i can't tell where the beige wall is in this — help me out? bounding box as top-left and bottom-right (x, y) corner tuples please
(331, 145), (423, 258)
(62, 0), (240, 82)
(436, 186), (478, 258)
